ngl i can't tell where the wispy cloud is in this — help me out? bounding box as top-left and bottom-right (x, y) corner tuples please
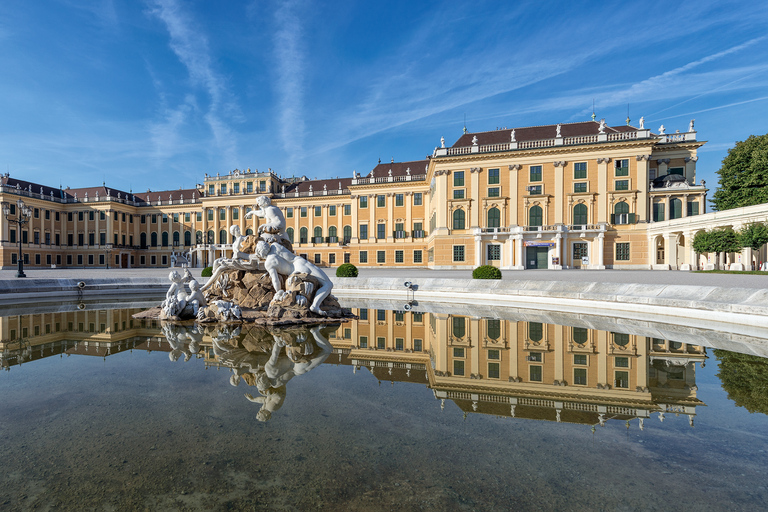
(147, 0), (238, 165)
(272, 0), (306, 169)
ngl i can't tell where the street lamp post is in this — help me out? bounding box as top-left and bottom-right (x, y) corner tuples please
(2, 199), (33, 278)
(104, 243), (114, 269)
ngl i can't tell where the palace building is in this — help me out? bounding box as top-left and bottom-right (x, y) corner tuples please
(0, 118), (706, 270)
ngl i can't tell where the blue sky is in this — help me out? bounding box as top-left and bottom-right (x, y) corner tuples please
(1, 1), (767, 197)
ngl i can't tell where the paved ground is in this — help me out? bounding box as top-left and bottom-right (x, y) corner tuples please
(1, 266), (767, 289)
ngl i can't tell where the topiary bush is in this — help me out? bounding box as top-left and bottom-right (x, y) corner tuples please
(472, 265), (501, 279)
(201, 266), (213, 277)
(336, 263), (358, 277)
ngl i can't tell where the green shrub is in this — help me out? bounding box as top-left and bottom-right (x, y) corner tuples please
(472, 265), (501, 279)
(336, 263), (358, 277)
(201, 266), (213, 277)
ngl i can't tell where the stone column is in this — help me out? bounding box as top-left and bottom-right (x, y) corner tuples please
(475, 233), (482, 267)
(509, 164), (520, 226)
(554, 232), (562, 270)
(386, 194), (394, 242)
(596, 231), (605, 269)
(554, 326), (564, 384)
(684, 156), (698, 183)
(597, 330), (608, 387)
(350, 196), (359, 243)
(508, 322), (519, 381)
(470, 167), (481, 228)
(513, 233), (524, 270)
(664, 233), (676, 269)
(553, 161), (565, 224)
(636, 155), (651, 221)
(596, 158), (610, 222)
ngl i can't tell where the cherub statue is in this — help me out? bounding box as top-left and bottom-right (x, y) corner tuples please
(245, 195), (286, 237)
(201, 225), (260, 292)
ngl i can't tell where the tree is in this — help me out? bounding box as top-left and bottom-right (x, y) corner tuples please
(739, 222), (768, 268)
(715, 349), (768, 415)
(692, 227), (741, 269)
(712, 134), (768, 211)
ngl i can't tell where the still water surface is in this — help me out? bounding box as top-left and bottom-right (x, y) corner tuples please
(1, 302), (767, 511)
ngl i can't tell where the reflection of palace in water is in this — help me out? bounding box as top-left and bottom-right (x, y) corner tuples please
(1, 308), (706, 427)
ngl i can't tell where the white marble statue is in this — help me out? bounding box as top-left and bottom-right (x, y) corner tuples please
(202, 225), (260, 292)
(510, 129), (516, 142)
(556, 124), (561, 137)
(688, 119), (695, 132)
(639, 116), (645, 129)
(245, 195), (286, 238)
(255, 240), (333, 316)
(161, 270), (188, 317)
(659, 124), (666, 135)
(598, 119), (606, 134)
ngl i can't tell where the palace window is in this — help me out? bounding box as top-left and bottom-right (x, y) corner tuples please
(359, 224), (368, 239)
(529, 366), (542, 382)
(615, 159), (629, 176)
(377, 250), (385, 263)
(487, 244), (500, 261)
(453, 245), (465, 262)
(454, 171), (465, 187)
(360, 196), (368, 208)
(574, 354), (588, 365)
(574, 368), (587, 385)
(344, 204), (351, 215)
(413, 250), (422, 263)
(653, 203), (665, 222)
(329, 205), (336, 216)
(487, 187), (500, 197)
(530, 165), (542, 182)
(395, 194), (404, 206)
(395, 250), (404, 263)
(377, 195), (386, 207)
(452, 209), (465, 230)
(286, 207), (293, 218)
(687, 201), (699, 216)
(315, 206), (322, 217)
(670, 198), (683, 219)
(488, 168), (500, 184)
(573, 204), (588, 225)
(529, 205), (543, 227)
(616, 243), (630, 261)
(574, 162), (587, 179)
(453, 189), (465, 199)
(301, 207), (307, 217)
(487, 207), (500, 228)
(232, 208), (239, 220)
(413, 193), (423, 205)
(615, 180), (629, 191)
(574, 182), (587, 193)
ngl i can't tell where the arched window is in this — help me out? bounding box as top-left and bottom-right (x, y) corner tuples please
(487, 207), (500, 228)
(245, 228), (253, 236)
(670, 198), (683, 219)
(314, 226), (323, 242)
(300, 227), (308, 243)
(140, 233), (147, 248)
(528, 322), (543, 342)
(452, 209), (465, 230)
(184, 231), (191, 246)
(173, 231), (180, 245)
(613, 201), (630, 225)
(219, 229), (227, 244)
(573, 203), (588, 225)
(487, 319), (500, 340)
(452, 317), (466, 338)
(613, 332), (629, 347)
(573, 327), (588, 345)
(151, 232), (158, 247)
(529, 205), (543, 227)
(286, 227), (294, 243)
(343, 225), (352, 242)
(328, 226), (337, 240)
(206, 230), (214, 244)
(162, 232), (169, 247)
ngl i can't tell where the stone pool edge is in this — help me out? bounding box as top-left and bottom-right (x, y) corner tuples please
(1, 276), (766, 330)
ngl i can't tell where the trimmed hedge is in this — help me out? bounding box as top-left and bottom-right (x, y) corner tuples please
(472, 265), (501, 279)
(201, 266), (213, 277)
(336, 263), (359, 277)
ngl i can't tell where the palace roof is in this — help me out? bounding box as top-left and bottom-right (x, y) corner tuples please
(451, 121), (640, 147)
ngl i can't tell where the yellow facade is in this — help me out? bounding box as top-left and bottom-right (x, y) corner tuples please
(0, 120), (705, 270)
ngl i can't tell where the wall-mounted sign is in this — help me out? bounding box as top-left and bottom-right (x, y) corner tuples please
(524, 241), (555, 247)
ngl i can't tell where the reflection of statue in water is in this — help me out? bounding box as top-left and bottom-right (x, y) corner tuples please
(201, 225), (260, 292)
(162, 322), (203, 362)
(256, 241), (332, 316)
(243, 325), (334, 421)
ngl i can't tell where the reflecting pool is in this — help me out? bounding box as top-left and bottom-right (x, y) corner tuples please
(1, 302), (768, 510)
